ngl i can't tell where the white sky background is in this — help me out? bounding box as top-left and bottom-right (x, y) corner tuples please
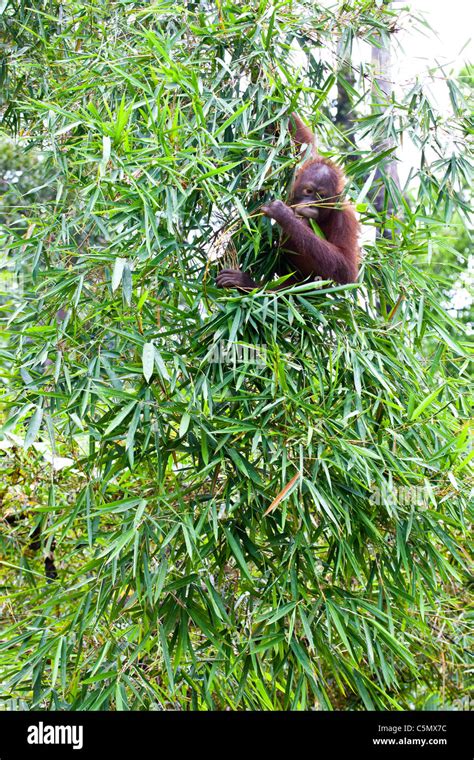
(307, 1), (472, 184)
(393, 1), (473, 314)
(393, 0), (473, 183)
(314, 0), (473, 313)
(395, 0), (472, 88)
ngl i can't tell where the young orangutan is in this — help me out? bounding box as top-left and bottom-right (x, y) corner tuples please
(216, 113), (359, 290)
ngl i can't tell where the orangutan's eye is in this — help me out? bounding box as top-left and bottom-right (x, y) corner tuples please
(302, 187), (313, 195)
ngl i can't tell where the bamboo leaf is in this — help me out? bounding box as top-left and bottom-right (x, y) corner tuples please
(263, 471), (301, 516)
(24, 406), (43, 450)
(142, 342), (155, 382)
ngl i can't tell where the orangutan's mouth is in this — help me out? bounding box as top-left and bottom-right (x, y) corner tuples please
(295, 205), (319, 220)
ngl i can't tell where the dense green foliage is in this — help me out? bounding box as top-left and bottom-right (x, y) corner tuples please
(0, 1), (472, 710)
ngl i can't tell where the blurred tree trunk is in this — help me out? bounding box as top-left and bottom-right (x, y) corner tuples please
(370, 7), (401, 232)
(335, 38), (356, 147)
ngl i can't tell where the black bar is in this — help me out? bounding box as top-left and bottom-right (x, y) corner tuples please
(0, 710), (471, 759)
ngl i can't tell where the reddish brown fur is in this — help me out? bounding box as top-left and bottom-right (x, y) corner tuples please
(289, 112), (317, 153)
(216, 114), (360, 291)
(289, 157), (360, 282)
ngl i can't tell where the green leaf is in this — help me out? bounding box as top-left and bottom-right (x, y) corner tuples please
(112, 257), (126, 292)
(409, 385), (444, 421)
(142, 342), (155, 382)
(104, 400), (137, 436)
(223, 526), (253, 583)
(179, 413), (191, 437)
(24, 406), (43, 450)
